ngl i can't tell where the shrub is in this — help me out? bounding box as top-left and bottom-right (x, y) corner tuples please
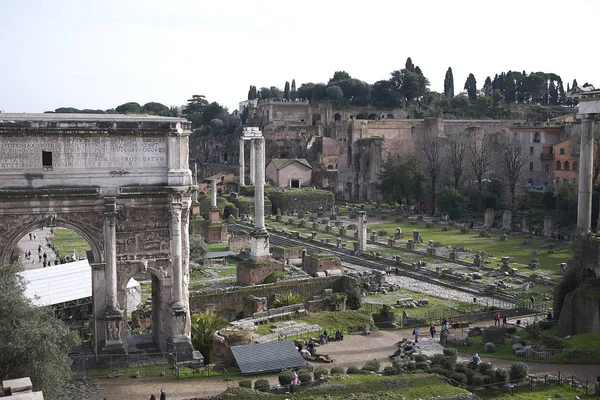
(443, 348), (459, 360)
(471, 373), (485, 387)
(314, 368), (329, 380)
(509, 362), (529, 381)
(330, 367), (344, 375)
(298, 372), (312, 383)
(429, 367), (451, 378)
(431, 354), (455, 370)
(451, 372), (467, 385)
(540, 334), (567, 349)
(506, 326), (517, 334)
(346, 366), (361, 374)
(383, 365), (398, 376)
(238, 380), (252, 389)
(482, 327), (506, 344)
(415, 362), (429, 370)
(362, 360), (381, 372)
(478, 362), (493, 376)
(413, 354), (428, 363)
(278, 371), (294, 385)
(405, 361), (417, 371)
(254, 379), (270, 392)
(454, 363), (468, 374)
(492, 367), (509, 385)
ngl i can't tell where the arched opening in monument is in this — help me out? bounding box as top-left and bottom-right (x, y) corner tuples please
(290, 178), (300, 188)
(356, 113), (367, 120)
(327, 165), (335, 170)
(122, 269), (163, 354)
(368, 113), (377, 120)
(312, 113), (322, 125)
(12, 225), (97, 338)
(334, 113), (341, 122)
(223, 152), (228, 163)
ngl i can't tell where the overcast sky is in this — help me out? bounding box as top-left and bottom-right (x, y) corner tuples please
(1, 0), (598, 114)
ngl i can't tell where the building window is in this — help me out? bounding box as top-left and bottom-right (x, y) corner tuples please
(556, 161), (562, 170)
(529, 146), (534, 155)
(42, 151), (53, 171)
(560, 148), (565, 155)
(533, 132), (541, 143)
(563, 178), (569, 184)
(544, 164), (549, 172)
(529, 162), (534, 171)
(573, 161), (579, 171)
(564, 161), (570, 171)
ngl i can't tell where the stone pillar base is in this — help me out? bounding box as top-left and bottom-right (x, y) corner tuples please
(209, 208), (220, 223)
(166, 335), (197, 362)
(250, 230), (270, 262)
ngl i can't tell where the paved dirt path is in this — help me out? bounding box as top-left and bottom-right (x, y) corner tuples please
(90, 323), (599, 400)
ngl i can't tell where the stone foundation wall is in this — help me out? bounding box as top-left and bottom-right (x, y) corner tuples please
(302, 254), (342, 276)
(236, 259), (284, 286)
(189, 276), (345, 321)
(270, 245), (303, 261)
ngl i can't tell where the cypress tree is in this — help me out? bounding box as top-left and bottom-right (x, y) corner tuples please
(444, 67), (454, 98)
(464, 73), (477, 101)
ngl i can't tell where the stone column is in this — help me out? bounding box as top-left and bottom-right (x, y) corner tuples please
(249, 139), (255, 185)
(484, 208), (494, 228)
(357, 211), (367, 252)
(170, 202), (184, 307)
(239, 139), (245, 186)
(544, 215), (553, 237)
(103, 199), (119, 312)
(577, 117), (594, 235)
(250, 136), (270, 261)
(211, 179), (217, 208)
(502, 211), (512, 231)
(254, 138), (266, 232)
(103, 198), (124, 352)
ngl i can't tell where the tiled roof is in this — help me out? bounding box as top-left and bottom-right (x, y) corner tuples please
(231, 340), (307, 374)
(270, 159), (312, 170)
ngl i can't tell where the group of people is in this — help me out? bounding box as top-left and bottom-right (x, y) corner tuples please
(493, 312), (508, 328)
(318, 329), (344, 345)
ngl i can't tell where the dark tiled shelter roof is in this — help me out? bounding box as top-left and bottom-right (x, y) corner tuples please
(230, 340), (307, 375)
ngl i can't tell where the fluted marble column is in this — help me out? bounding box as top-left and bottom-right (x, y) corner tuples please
(239, 139), (245, 186)
(249, 139), (255, 185)
(170, 202), (184, 306)
(577, 117), (594, 235)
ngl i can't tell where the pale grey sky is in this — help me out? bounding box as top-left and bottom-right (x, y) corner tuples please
(1, 0), (598, 113)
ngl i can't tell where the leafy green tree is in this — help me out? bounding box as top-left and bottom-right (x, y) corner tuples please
(329, 71), (351, 83)
(414, 66), (423, 76)
(54, 107), (81, 113)
(444, 67), (454, 98)
(259, 87), (271, 99)
(269, 86), (282, 98)
(189, 235), (207, 264)
(390, 68), (429, 104)
(371, 80), (402, 108)
(247, 85), (258, 100)
(548, 80), (558, 105)
(438, 185), (463, 220)
(326, 85), (344, 101)
(115, 102), (142, 114)
(476, 96), (493, 117)
(142, 102), (171, 116)
(191, 311), (229, 363)
(377, 156), (424, 208)
(557, 81), (567, 105)
(542, 186), (558, 209)
(169, 105), (181, 117)
(572, 79), (578, 89)
(464, 73), (477, 101)
(184, 95), (208, 115)
(0, 263), (79, 395)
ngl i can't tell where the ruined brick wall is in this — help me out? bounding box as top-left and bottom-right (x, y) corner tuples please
(189, 276), (345, 320)
(228, 233), (250, 252)
(236, 260), (284, 286)
(302, 254), (342, 276)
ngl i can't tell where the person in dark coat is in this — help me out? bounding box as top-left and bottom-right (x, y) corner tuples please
(160, 388), (166, 400)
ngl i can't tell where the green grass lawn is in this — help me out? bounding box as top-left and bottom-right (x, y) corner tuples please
(51, 228), (91, 258)
(206, 242), (229, 252)
(369, 222), (571, 273)
(494, 384), (594, 399)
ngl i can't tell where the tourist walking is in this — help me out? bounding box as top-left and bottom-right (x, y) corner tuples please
(494, 311), (500, 326)
(413, 327), (419, 343)
(289, 371), (299, 394)
(429, 324), (436, 339)
(28, 232), (32, 240)
(502, 315), (508, 328)
(160, 388), (166, 400)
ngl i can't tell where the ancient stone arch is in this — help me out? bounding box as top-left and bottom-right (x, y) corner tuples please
(0, 114), (197, 360)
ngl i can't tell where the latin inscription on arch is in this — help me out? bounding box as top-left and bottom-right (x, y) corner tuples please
(0, 137), (167, 170)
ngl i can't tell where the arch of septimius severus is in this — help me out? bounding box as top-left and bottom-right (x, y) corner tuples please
(0, 113), (196, 359)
